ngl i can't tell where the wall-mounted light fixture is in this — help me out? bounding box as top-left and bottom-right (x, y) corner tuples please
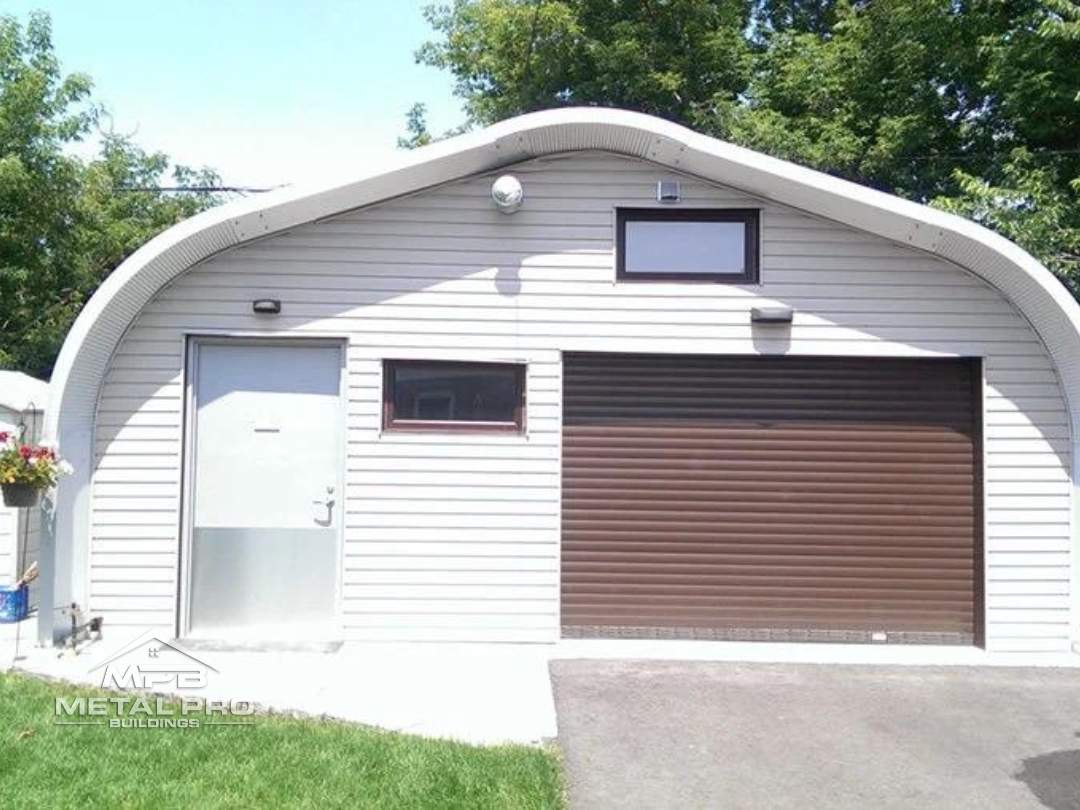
(491, 175), (524, 214)
(252, 299), (282, 314)
(751, 306), (794, 324)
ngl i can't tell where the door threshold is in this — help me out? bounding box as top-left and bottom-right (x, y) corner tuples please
(178, 638), (343, 654)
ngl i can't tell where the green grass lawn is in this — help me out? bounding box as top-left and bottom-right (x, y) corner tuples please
(0, 672), (564, 809)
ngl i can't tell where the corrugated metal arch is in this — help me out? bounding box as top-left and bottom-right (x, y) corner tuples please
(40, 107), (1080, 643)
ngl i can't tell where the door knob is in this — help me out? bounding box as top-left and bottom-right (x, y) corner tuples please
(313, 485), (335, 523)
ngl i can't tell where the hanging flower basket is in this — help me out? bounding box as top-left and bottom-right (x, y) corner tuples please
(0, 430), (73, 508)
(1, 483), (39, 508)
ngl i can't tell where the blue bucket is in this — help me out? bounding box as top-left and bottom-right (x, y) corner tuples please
(0, 584), (28, 623)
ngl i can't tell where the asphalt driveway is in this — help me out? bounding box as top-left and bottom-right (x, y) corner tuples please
(551, 660), (1080, 809)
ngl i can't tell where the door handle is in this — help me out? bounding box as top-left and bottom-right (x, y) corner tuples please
(312, 486), (335, 524)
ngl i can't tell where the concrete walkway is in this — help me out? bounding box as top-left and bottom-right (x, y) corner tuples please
(3, 627), (557, 745)
(551, 660), (1080, 810)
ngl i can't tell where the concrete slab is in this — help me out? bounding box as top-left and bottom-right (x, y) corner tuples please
(3, 632), (558, 745)
(0, 615), (36, 661)
(551, 660), (1080, 810)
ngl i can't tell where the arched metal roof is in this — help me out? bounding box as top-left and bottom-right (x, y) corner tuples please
(48, 107), (1080, 439)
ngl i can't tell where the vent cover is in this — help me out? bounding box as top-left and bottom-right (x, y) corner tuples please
(656, 179), (680, 203)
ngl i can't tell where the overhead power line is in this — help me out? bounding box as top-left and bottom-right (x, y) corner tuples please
(116, 185), (282, 194)
(111, 145), (1080, 195)
(905, 147), (1080, 162)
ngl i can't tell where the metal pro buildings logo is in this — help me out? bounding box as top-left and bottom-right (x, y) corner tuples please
(90, 635), (218, 690)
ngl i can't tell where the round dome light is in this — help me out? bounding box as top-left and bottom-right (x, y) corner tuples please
(491, 174), (524, 214)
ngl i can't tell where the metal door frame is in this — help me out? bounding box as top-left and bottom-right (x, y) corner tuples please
(176, 334), (347, 639)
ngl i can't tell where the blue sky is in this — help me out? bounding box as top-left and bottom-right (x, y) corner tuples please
(6, 1), (463, 187)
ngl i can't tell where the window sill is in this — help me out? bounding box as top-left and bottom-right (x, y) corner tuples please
(382, 421), (524, 435)
(614, 274), (759, 284)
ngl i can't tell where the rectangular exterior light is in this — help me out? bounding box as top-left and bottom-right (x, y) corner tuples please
(751, 306), (793, 324)
(252, 299), (282, 314)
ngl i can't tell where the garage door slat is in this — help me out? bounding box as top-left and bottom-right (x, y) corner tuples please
(561, 578), (976, 596)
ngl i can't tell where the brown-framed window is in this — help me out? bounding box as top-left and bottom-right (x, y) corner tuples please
(616, 208), (760, 283)
(383, 360), (526, 432)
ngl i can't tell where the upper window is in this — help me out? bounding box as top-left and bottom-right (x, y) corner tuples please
(384, 360), (525, 432)
(616, 208), (760, 283)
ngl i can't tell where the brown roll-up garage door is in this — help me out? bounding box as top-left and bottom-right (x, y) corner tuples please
(561, 353), (983, 645)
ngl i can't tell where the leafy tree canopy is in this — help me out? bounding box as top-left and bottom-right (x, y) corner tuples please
(413, 0), (1080, 291)
(0, 11), (221, 377)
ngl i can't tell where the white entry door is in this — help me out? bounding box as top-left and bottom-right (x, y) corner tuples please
(185, 340), (342, 637)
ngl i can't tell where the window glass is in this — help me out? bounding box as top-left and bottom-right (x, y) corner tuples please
(625, 220), (746, 275)
(617, 209), (759, 282)
(386, 361), (523, 429)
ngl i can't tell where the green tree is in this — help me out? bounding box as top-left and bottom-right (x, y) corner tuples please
(934, 149), (1080, 291)
(395, 101), (472, 150)
(0, 12), (222, 377)
(78, 134), (221, 284)
(397, 102), (436, 149)
(413, 0), (1080, 291)
(417, 0), (752, 126)
(934, 0), (1080, 285)
(0, 11), (94, 376)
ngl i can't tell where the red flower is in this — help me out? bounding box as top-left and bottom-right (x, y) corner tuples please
(0, 432), (7, 442)
(18, 445), (31, 460)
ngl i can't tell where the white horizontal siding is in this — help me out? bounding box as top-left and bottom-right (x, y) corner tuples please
(90, 152), (1072, 651)
(0, 410), (18, 588)
(0, 508), (15, 588)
